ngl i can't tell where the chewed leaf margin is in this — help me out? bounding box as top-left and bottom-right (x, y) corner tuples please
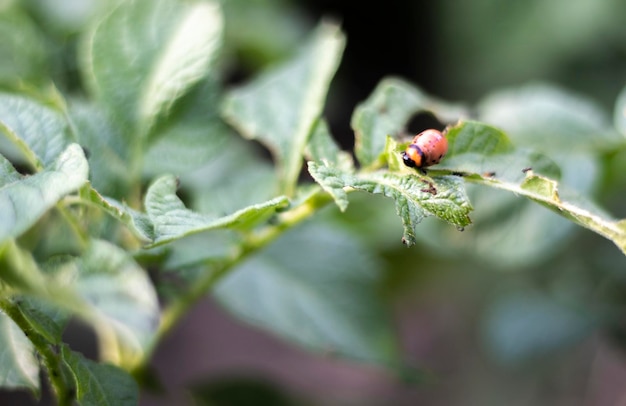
(308, 160), (472, 246)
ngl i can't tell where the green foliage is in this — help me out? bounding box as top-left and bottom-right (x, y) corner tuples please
(0, 0), (625, 404)
(222, 22), (345, 196)
(0, 144), (88, 243)
(62, 346), (138, 406)
(215, 222), (398, 364)
(144, 175), (289, 246)
(0, 311), (39, 393)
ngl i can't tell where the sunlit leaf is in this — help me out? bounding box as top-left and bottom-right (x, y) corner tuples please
(72, 240), (160, 365)
(68, 100), (131, 197)
(78, 185), (154, 243)
(142, 79), (232, 177)
(309, 160), (472, 246)
(144, 175), (289, 246)
(82, 0), (223, 134)
(438, 122), (626, 256)
(0, 310), (39, 393)
(0, 92), (74, 169)
(0, 153), (20, 186)
(305, 119), (353, 171)
(440, 120), (560, 181)
(222, 22), (345, 196)
(0, 144), (88, 244)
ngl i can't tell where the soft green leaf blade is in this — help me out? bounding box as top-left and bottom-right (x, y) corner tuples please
(0, 93), (74, 169)
(185, 142), (279, 216)
(0, 240), (51, 300)
(0, 144), (88, 243)
(78, 185), (154, 243)
(62, 346), (138, 406)
(82, 0), (223, 133)
(0, 7), (47, 86)
(478, 83), (621, 151)
(522, 174), (626, 254)
(139, 1), (222, 132)
(468, 88), (611, 262)
(482, 292), (594, 364)
(615, 84), (626, 137)
(444, 120), (514, 156)
(145, 175), (290, 246)
(307, 161), (351, 212)
(142, 79), (232, 177)
(148, 142), (279, 272)
(215, 222), (399, 365)
(15, 254), (74, 344)
(351, 77), (467, 168)
(73, 240), (160, 362)
(354, 172), (472, 245)
(421, 121), (626, 260)
(68, 100), (131, 197)
(17, 296), (68, 345)
(0, 310), (39, 393)
(305, 119), (353, 171)
(0, 153), (20, 187)
(466, 169), (626, 256)
(3, 239), (160, 368)
(308, 161), (472, 246)
(439, 120), (561, 181)
(222, 22), (345, 195)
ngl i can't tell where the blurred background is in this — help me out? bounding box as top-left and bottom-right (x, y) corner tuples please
(3, 0), (626, 405)
(151, 0), (626, 404)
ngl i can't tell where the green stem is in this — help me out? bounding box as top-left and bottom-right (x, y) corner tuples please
(133, 188), (333, 373)
(0, 298), (73, 406)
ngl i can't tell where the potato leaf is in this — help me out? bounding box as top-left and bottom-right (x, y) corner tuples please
(61, 346), (138, 406)
(0, 92), (74, 169)
(222, 22), (345, 196)
(144, 175), (290, 246)
(0, 144), (88, 244)
(308, 161), (472, 246)
(440, 121), (626, 257)
(0, 310), (39, 394)
(215, 222), (399, 365)
(82, 0), (223, 135)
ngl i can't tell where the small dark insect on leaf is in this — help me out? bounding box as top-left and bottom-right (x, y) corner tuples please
(522, 167), (532, 173)
(420, 179), (437, 195)
(452, 171), (465, 177)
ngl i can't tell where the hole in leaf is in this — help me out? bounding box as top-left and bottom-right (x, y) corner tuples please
(406, 112), (445, 135)
(62, 318), (99, 360)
